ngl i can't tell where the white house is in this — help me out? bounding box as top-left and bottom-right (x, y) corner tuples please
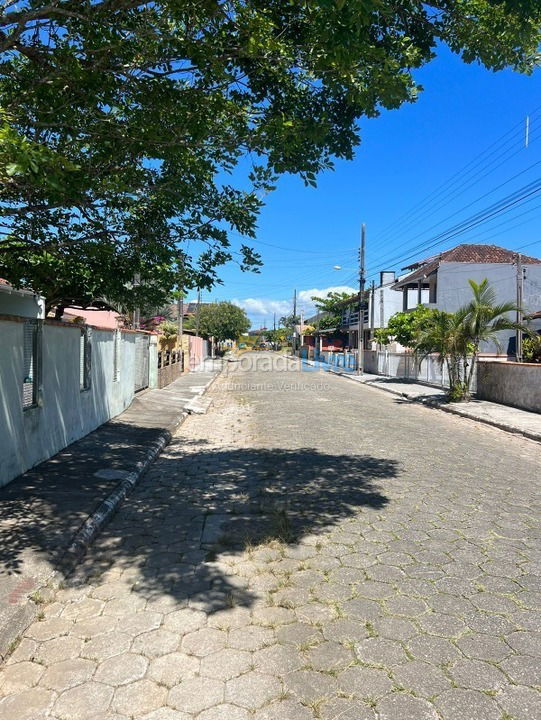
(391, 244), (541, 355)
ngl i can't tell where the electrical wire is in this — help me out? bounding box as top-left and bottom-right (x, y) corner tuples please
(371, 106), (541, 248)
(364, 179), (541, 277)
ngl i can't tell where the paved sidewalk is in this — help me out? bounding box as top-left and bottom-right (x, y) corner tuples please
(0, 359), (222, 661)
(324, 367), (541, 442)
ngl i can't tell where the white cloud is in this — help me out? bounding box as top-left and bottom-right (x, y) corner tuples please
(231, 297), (291, 317)
(297, 286), (357, 315)
(232, 285), (356, 327)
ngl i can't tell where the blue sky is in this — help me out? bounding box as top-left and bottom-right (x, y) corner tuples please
(197, 45), (541, 329)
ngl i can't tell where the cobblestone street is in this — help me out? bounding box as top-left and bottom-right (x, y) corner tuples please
(1, 355), (540, 720)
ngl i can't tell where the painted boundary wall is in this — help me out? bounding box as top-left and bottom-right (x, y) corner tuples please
(188, 336), (210, 371)
(0, 317), (148, 487)
(477, 361), (541, 413)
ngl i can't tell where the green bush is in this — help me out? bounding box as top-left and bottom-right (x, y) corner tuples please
(523, 334), (541, 363)
(158, 320), (178, 339)
(375, 306), (439, 348)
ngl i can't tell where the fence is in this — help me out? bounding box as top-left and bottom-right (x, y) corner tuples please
(363, 350), (446, 388)
(157, 349), (184, 389)
(0, 316), (153, 487)
(308, 347), (476, 392)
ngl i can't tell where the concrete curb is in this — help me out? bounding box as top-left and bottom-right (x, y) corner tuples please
(63, 360), (225, 567)
(0, 361), (225, 662)
(63, 422), (182, 564)
(328, 368), (541, 443)
(0, 597), (40, 663)
(434, 402), (541, 443)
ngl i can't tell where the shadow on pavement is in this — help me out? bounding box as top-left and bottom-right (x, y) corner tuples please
(0, 422), (170, 577)
(73, 444), (399, 614)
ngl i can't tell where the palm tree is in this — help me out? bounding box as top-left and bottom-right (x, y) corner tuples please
(415, 279), (527, 402)
(415, 310), (470, 401)
(460, 279), (526, 394)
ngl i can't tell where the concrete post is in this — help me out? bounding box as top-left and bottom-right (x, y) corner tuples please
(148, 334), (159, 389)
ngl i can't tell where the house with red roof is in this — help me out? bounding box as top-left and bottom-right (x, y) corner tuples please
(391, 244), (541, 354)
(392, 244), (541, 312)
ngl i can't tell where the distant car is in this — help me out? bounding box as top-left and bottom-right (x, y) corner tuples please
(238, 343), (247, 348)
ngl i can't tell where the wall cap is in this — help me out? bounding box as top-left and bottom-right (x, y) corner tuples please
(479, 360), (541, 368)
(0, 313), (29, 324)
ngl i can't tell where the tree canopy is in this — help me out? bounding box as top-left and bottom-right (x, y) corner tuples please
(196, 301), (250, 341)
(1, 1), (540, 311)
(375, 305), (441, 347)
(279, 314), (300, 331)
(311, 291), (357, 331)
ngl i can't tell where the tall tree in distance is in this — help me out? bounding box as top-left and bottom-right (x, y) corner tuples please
(1, 1), (540, 311)
(197, 302), (250, 343)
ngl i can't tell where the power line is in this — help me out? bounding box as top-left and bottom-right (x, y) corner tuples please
(377, 124), (541, 251)
(370, 156), (541, 273)
(365, 200), (541, 283)
(371, 107), (541, 248)
(228, 231), (356, 257)
(364, 179), (541, 276)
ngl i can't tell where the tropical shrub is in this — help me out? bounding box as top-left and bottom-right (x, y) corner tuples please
(415, 279), (526, 401)
(158, 320), (178, 339)
(523, 334), (541, 363)
(375, 305), (439, 347)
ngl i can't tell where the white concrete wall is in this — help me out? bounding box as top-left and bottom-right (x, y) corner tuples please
(0, 319), (146, 487)
(436, 262), (541, 313)
(379, 284), (404, 328)
(477, 361), (541, 413)
(0, 288), (45, 319)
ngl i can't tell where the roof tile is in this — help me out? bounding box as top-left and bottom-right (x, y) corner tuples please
(394, 244), (541, 287)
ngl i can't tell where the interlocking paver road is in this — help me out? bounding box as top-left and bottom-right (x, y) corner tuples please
(1, 354), (540, 720)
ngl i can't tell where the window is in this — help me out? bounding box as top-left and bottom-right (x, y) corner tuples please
(80, 328), (91, 391)
(113, 330), (121, 382)
(22, 320), (41, 409)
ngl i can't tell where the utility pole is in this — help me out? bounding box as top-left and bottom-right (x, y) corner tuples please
(177, 294), (184, 337)
(370, 279), (375, 341)
(292, 288), (297, 355)
(195, 288), (201, 337)
(516, 253), (524, 362)
(177, 291), (184, 366)
(177, 257), (184, 356)
(357, 224), (366, 374)
(133, 272), (141, 329)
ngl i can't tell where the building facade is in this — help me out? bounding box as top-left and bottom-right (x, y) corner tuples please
(391, 244), (541, 354)
(341, 271), (404, 348)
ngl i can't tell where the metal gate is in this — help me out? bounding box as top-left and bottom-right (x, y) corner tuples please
(134, 333), (149, 392)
